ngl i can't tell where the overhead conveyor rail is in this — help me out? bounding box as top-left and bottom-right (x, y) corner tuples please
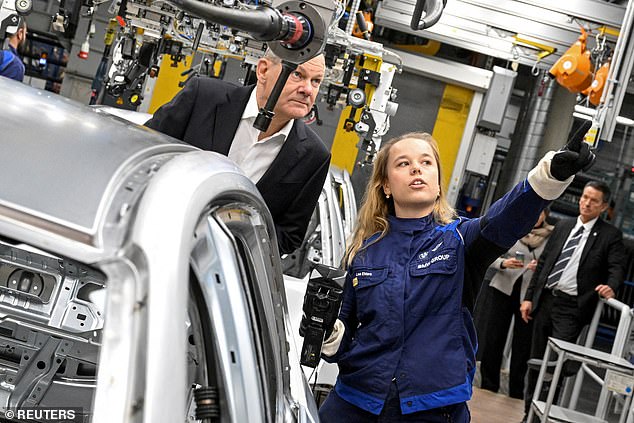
(375, 0), (625, 69)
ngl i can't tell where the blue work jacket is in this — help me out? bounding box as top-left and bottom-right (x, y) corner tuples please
(326, 180), (549, 415)
(0, 46), (25, 82)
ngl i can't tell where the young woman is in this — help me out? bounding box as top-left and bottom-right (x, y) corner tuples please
(319, 132), (592, 422)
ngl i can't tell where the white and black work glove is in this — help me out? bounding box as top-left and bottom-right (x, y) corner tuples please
(550, 137), (596, 181)
(528, 137), (595, 201)
(322, 319), (345, 357)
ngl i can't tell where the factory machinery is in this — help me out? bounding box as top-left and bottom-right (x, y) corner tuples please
(0, 0), (447, 422)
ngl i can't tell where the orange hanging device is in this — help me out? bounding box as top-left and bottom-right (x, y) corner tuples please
(582, 61), (610, 106)
(549, 28), (594, 93)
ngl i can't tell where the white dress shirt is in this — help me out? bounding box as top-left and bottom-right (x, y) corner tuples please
(555, 216), (599, 296)
(228, 89), (294, 183)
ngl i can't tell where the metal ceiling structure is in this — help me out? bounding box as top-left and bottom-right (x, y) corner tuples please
(375, 0), (626, 70)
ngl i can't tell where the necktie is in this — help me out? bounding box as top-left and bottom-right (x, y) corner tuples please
(545, 226), (585, 290)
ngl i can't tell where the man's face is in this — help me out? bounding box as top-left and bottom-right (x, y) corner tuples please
(578, 186), (608, 223)
(256, 54), (325, 122)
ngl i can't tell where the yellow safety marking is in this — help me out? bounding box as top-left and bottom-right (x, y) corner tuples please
(393, 40), (441, 56)
(148, 54), (193, 115)
(331, 107), (364, 173)
(514, 35), (556, 54)
(330, 54), (383, 174)
(513, 35), (556, 60)
(597, 26), (620, 38)
(213, 59), (223, 77)
(432, 84), (474, 190)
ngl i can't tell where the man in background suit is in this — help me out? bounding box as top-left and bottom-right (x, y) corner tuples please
(145, 51), (330, 254)
(520, 180), (626, 420)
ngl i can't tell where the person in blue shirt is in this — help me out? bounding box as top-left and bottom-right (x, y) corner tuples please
(318, 131), (594, 422)
(0, 18), (27, 82)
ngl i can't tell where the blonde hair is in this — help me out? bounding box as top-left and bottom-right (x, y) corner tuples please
(343, 132), (457, 266)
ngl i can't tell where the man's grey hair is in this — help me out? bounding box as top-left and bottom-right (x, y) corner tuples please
(263, 48), (281, 63)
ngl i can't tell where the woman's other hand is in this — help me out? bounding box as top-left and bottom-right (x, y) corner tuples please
(502, 258), (524, 269)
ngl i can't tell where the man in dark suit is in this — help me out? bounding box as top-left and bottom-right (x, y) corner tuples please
(145, 51), (330, 254)
(519, 180), (625, 419)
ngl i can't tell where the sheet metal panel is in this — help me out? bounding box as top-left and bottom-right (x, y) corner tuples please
(386, 48), (491, 91)
(0, 78), (194, 237)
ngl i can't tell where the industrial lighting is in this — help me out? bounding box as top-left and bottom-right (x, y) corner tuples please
(574, 105), (634, 127)
(572, 112), (592, 121)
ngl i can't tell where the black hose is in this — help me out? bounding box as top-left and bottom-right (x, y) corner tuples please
(355, 11), (370, 40)
(117, 0), (129, 24)
(192, 22), (204, 52)
(169, 0), (286, 41)
(410, 0), (445, 31)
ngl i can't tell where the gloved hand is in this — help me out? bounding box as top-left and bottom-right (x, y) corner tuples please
(550, 136), (596, 181)
(322, 319), (345, 357)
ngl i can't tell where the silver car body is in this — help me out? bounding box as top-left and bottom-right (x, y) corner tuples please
(282, 166), (357, 391)
(0, 77), (318, 423)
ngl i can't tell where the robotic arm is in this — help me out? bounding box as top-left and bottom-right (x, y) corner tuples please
(168, 0), (333, 63)
(167, 0), (335, 131)
(0, 0), (31, 39)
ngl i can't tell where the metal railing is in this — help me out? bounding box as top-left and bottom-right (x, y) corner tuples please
(565, 297), (633, 420)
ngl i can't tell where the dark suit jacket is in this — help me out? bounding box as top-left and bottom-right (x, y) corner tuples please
(524, 217), (625, 324)
(145, 77), (331, 254)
